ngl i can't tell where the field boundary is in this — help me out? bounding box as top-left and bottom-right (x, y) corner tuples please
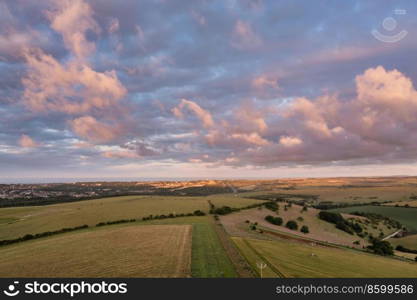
(212, 219), (255, 278)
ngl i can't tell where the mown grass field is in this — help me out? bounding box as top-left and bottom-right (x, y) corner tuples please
(0, 194), (264, 240)
(331, 206), (417, 233)
(232, 237), (417, 278)
(0, 225), (192, 277)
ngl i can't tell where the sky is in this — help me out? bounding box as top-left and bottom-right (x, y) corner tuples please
(1, 0), (417, 182)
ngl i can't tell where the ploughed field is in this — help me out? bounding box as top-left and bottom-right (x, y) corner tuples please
(0, 225), (192, 277)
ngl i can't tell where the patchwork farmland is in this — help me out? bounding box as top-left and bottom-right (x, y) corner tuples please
(1, 177), (417, 278)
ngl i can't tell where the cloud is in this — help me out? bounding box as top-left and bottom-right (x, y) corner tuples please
(70, 116), (121, 143)
(18, 134), (38, 148)
(102, 150), (139, 159)
(108, 18), (120, 34)
(47, 0), (100, 60)
(22, 49), (126, 114)
(172, 99), (214, 129)
(231, 20), (262, 50)
(279, 136), (302, 147)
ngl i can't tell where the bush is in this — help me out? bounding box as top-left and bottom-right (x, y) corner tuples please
(368, 238), (394, 256)
(336, 221), (354, 235)
(300, 225), (309, 234)
(396, 245), (417, 254)
(265, 215), (283, 226)
(264, 202), (278, 212)
(350, 222), (363, 233)
(286, 220), (298, 230)
(318, 211), (344, 224)
(193, 210), (206, 216)
(212, 206), (233, 215)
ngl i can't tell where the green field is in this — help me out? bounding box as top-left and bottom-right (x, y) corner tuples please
(191, 223), (237, 277)
(0, 224), (192, 277)
(0, 195), (264, 240)
(331, 206), (417, 233)
(233, 237), (417, 278)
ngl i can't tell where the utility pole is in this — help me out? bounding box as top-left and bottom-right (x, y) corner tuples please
(256, 261), (267, 278)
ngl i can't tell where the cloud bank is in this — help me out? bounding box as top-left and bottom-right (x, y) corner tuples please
(1, 0), (417, 178)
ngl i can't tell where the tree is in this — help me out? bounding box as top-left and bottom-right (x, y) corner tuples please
(300, 225), (309, 234)
(368, 238), (394, 256)
(265, 215), (283, 226)
(264, 202), (278, 211)
(212, 206), (233, 215)
(193, 210), (206, 216)
(286, 220), (298, 230)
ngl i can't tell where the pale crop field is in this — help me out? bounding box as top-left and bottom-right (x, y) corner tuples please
(233, 237), (417, 278)
(0, 195), (263, 240)
(389, 234), (417, 251)
(242, 186), (417, 204)
(0, 224), (192, 277)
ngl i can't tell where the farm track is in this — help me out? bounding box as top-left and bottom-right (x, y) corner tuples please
(382, 230), (402, 241)
(212, 219), (255, 278)
(258, 225), (346, 250)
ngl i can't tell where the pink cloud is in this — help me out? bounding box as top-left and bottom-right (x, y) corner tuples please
(22, 49), (126, 114)
(172, 99), (214, 129)
(70, 116), (121, 143)
(19, 134), (38, 148)
(231, 20), (262, 50)
(47, 0), (100, 60)
(178, 66), (417, 167)
(102, 150), (139, 159)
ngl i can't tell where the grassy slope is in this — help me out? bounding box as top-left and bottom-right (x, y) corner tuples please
(0, 224), (192, 277)
(389, 234), (417, 250)
(0, 194), (263, 240)
(233, 237), (417, 278)
(220, 204), (393, 248)
(331, 206), (417, 233)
